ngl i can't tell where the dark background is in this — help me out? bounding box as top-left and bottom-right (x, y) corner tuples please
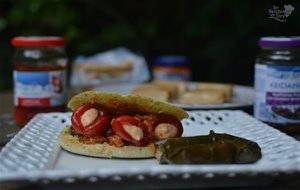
(1, 0), (300, 92)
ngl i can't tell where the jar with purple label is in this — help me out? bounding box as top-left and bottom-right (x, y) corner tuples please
(254, 37), (300, 134)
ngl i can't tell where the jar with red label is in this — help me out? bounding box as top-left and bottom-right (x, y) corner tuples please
(11, 36), (68, 126)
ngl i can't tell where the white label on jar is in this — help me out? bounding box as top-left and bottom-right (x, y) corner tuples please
(13, 70), (66, 107)
(254, 64), (300, 124)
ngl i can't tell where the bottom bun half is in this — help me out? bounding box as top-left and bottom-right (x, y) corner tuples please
(59, 127), (156, 158)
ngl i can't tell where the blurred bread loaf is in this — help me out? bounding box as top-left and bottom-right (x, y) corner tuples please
(131, 83), (177, 102)
(131, 87), (170, 102)
(179, 89), (226, 104)
(75, 61), (133, 80)
(131, 80), (188, 102)
(196, 82), (233, 100)
(131, 80), (233, 105)
(152, 79), (187, 97)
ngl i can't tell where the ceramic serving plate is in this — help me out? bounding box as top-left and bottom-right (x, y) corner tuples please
(0, 111), (299, 189)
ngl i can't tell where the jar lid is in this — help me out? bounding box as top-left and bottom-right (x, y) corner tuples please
(11, 36), (66, 47)
(258, 37), (300, 47)
(154, 55), (188, 66)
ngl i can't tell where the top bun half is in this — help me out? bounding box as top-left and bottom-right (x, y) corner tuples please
(68, 91), (189, 120)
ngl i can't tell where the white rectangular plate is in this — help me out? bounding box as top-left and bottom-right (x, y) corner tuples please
(1, 111), (300, 188)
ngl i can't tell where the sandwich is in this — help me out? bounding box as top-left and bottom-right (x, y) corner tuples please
(59, 91), (189, 158)
(74, 60), (133, 81)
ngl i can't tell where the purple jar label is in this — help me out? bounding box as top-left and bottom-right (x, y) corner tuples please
(254, 64), (300, 123)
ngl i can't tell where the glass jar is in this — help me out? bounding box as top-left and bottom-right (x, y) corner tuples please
(152, 55), (191, 81)
(11, 36), (68, 126)
(254, 37), (300, 134)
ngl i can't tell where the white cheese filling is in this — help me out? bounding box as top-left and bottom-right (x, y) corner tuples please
(123, 124), (144, 141)
(81, 108), (98, 127)
(155, 123), (177, 139)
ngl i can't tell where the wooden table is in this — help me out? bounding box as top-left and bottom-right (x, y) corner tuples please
(0, 91), (300, 190)
(0, 91), (14, 114)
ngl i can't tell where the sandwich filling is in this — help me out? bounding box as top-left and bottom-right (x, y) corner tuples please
(70, 103), (183, 147)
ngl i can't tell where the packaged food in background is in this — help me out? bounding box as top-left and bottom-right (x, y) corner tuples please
(152, 55), (191, 81)
(70, 47), (150, 91)
(11, 36), (68, 126)
(254, 36), (300, 134)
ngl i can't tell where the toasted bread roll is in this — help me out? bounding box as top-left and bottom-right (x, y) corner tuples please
(62, 91), (188, 158)
(68, 91), (189, 120)
(59, 126), (156, 158)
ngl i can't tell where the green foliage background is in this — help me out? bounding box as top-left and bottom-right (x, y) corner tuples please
(1, 0), (300, 91)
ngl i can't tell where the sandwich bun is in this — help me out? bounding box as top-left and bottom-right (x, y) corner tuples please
(67, 91), (188, 119)
(59, 91), (188, 158)
(59, 126), (156, 158)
